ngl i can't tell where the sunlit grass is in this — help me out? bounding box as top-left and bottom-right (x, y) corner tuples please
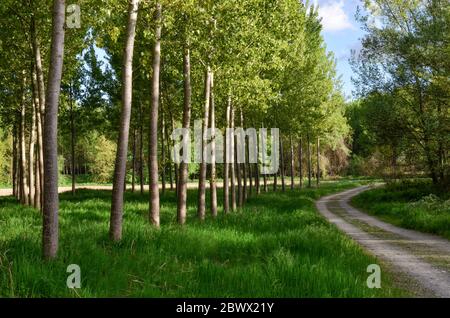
(352, 180), (450, 240)
(0, 179), (406, 297)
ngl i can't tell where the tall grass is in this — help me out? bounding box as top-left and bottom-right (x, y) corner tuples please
(0, 180), (405, 297)
(352, 180), (450, 240)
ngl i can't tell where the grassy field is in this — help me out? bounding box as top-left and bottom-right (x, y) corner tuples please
(352, 180), (450, 240)
(0, 179), (406, 297)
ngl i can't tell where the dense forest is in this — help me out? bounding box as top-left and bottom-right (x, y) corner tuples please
(0, 0), (448, 299)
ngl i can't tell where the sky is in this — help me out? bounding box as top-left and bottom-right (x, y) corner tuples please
(314, 0), (366, 99)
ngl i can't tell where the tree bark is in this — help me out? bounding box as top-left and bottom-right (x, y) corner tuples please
(139, 101), (144, 194)
(298, 138), (303, 189)
(176, 45), (191, 225)
(209, 72), (217, 217)
(31, 66), (42, 209)
(42, 0), (66, 260)
(110, 0), (139, 241)
(29, 98), (37, 207)
(240, 109), (247, 203)
(149, 2), (161, 227)
(307, 133), (312, 188)
(12, 128), (17, 198)
(132, 127), (136, 193)
(316, 137), (320, 187)
(290, 135), (294, 190)
(273, 171), (277, 191)
(280, 137), (286, 192)
(197, 68), (211, 220)
(20, 75), (29, 206)
(160, 104), (166, 195)
(230, 102), (237, 211)
(223, 95), (231, 213)
(69, 84), (76, 196)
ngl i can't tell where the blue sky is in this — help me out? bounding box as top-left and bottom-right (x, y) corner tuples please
(314, 0), (366, 99)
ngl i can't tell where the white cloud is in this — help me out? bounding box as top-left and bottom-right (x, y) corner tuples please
(314, 0), (355, 32)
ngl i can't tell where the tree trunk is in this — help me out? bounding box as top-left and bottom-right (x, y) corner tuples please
(280, 137), (286, 192)
(176, 45), (191, 225)
(29, 99), (37, 207)
(139, 101), (144, 194)
(316, 137), (320, 187)
(170, 111), (177, 194)
(230, 103), (237, 211)
(160, 105), (166, 195)
(248, 159), (253, 196)
(209, 72), (217, 217)
(12, 129), (17, 198)
(223, 95), (231, 214)
(31, 66), (42, 209)
(132, 128), (136, 193)
(298, 138), (303, 189)
(273, 171), (277, 191)
(307, 134), (312, 188)
(166, 111), (174, 191)
(197, 68), (211, 220)
(110, 0), (139, 241)
(69, 85), (76, 196)
(149, 2), (161, 228)
(42, 0), (66, 260)
(290, 136), (294, 190)
(20, 75), (29, 206)
(241, 109), (247, 203)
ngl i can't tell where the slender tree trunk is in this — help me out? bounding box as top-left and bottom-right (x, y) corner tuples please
(248, 159), (253, 196)
(197, 68), (211, 220)
(110, 0), (139, 241)
(149, 2), (162, 227)
(32, 19), (46, 208)
(273, 171), (277, 191)
(42, 0), (66, 260)
(176, 45), (191, 225)
(307, 134), (312, 188)
(298, 138), (303, 189)
(31, 66), (41, 208)
(290, 136), (294, 190)
(168, 111), (177, 193)
(20, 76), (29, 206)
(240, 109), (247, 203)
(280, 137), (286, 192)
(69, 85), (76, 196)
(29, 99), (37, 207)
(230, 103), (237, 211)
(223, 95), (231, 214)
(132, 128), (136, 193)
(316, 137), (320, 187)
(160, 106), (166, 195)
(209, 72), (217, 217)
(35, 147), (40, 209)
(139, 101), (144, 194)
(165, 111), (174, 191)
(12, 129), (17, 198)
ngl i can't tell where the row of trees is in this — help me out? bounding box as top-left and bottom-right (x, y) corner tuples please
(0, 0), (349, 259)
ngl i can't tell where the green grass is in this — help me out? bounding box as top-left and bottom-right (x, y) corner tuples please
(352, 180), (450, 240)
(0, 179), (406, 297)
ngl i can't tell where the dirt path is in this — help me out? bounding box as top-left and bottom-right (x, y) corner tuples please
(316, 186), (450, 298)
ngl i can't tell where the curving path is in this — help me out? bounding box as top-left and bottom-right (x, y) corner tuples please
(316, 186), (450, 298)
